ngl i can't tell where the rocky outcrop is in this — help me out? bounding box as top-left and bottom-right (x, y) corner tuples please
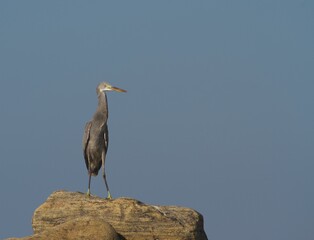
(8, 217), (119, 240)
(8, 190), (208, 240)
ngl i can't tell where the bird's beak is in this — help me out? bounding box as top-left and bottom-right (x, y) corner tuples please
(110, 86), (127, 93)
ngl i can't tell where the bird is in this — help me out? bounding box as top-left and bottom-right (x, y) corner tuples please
(82, 82), (126, 199)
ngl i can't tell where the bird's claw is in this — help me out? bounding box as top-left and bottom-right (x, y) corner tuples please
(106, 191), (112, 200)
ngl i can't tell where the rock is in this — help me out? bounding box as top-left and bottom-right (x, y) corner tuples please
(9, 190), (208, 240)
(7, 217), (120, 240)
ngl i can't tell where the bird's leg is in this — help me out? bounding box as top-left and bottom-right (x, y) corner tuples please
(103, 172), (112, 199)
(87, 172), (92, 196)
(102, 151), (112, 199)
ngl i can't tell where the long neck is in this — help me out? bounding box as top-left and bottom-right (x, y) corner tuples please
(95, 91), (109, 120)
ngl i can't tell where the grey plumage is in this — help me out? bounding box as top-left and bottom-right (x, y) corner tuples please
(82, 82), (126, 198)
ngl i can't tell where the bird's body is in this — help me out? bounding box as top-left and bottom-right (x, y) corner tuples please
(82, 82), (126, 198)
(83, 92), (108, 176)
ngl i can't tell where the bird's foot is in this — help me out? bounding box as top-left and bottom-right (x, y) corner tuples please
(86, 189), (91, 197)
(106, 191), (112, 200)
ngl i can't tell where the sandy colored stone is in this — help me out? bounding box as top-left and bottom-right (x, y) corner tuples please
(7, 216), (120, 240)
(30, 190), (207, 240)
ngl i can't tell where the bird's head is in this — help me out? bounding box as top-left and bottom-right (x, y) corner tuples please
(97, 82), (127, 95)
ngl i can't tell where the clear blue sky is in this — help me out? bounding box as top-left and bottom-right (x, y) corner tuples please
(1, 1), (313, 239)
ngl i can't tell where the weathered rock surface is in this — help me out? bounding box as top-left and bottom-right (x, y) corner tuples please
(8, 217), (119, 240)
(8, 190), (208, 240)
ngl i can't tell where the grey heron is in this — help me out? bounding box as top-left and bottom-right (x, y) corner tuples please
(82, 82), (126, 199)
